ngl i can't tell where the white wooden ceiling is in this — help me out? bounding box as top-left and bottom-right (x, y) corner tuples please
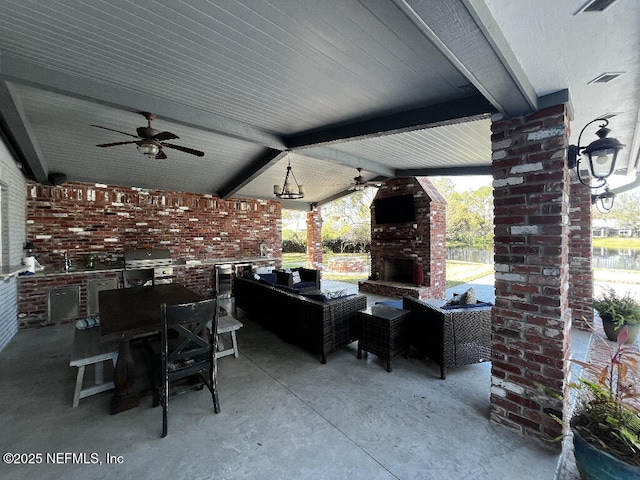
(0, 0), (638, 209)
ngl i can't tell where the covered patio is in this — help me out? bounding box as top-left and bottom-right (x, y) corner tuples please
(2, 283), (571, 480)
(0, 1), (639, 475)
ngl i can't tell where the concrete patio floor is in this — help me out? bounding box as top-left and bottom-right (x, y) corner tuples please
(0, 277), (594, 480)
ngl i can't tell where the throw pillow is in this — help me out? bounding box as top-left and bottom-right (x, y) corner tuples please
(444, 293), (461, 307)
(292, 271), (302, 284)
(76, 317), (100, 330)
(323, 289), (349, 300)
(459, 287), (477, 305)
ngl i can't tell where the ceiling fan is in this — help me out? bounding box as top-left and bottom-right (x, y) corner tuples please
(348, 168), (384, 191)
(92, 112), (204, 159)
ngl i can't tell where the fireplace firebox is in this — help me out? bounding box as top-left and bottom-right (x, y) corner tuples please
(383, 259), (414, 283)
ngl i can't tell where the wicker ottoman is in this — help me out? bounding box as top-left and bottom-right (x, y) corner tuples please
(357, 304), (410, 372)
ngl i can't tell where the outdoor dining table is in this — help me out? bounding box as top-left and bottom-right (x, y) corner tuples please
(99, 283), (203, 414)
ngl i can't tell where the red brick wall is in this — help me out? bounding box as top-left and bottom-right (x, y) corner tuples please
(490, 105), (571, 447)
(569, 177), (594, 329)
(26, 181), (282, 268)
(19, 180), (282, 328)
(306, 207), (323, 269)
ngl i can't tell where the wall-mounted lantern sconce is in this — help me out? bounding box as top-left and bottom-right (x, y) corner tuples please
(568, 118), (625, 187)
(591, 187), (615, 214)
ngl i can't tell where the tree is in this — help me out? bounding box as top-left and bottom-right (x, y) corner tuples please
(431, 178), (493, 246)
(321, 188), (376, 252)
(593, 188), (640, 229)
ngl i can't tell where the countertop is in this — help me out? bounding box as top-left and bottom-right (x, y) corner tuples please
(1, 264), (29, 281)
(16, 256), (278, 279)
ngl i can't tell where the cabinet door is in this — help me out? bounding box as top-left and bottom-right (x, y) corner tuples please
(48, 286), (80, 323)
(87, 278), (119, 316)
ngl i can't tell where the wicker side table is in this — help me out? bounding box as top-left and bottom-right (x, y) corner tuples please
(357, 304), (410, 372)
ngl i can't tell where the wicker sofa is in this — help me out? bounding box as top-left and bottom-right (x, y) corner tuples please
(402, 296), (492, 379)
(234, 276), (367, 363)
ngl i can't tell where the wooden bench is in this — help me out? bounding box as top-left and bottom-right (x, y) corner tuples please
(216, 315), (243, 359)
(69, 327), (119, 407)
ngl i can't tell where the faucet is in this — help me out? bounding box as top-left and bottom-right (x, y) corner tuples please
(63, 252), (71, 272)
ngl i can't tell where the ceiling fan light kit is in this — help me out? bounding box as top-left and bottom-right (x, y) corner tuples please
(137, 141), (160, 158)
(93, 112), (204, 159)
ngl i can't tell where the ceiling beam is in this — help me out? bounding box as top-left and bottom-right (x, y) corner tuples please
(296, 147), (396, 178)
(0, 80), (48, 182)
(0, 54), (285, 150)
(285, 95), (494, 149)
(393, 0), (538, 118)
(217, 149), (288, 199)
(398, 165), (493, 177)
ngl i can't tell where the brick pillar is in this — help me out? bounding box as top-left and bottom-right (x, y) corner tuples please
(306, 207), (323, 270)
(569, 177), (593, 330)
(420, 178), (447, 299)
(490, 104), (571, 448)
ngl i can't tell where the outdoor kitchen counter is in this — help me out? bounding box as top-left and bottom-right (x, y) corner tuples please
(23, 264), (124, 277)
(22, 256), (278, 277)
(173, 256), (278, 266)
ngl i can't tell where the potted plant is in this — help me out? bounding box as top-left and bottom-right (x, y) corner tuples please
(569, 325), (640, 479)
(593, 288), (640, 344)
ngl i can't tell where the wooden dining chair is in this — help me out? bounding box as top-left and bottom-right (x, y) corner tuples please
(156, 298), (220, 438)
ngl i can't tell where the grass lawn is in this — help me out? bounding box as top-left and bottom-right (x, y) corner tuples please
(593, 237), (640, 249)
(281, 253), (494, 288)
(282, 253), (640, 288)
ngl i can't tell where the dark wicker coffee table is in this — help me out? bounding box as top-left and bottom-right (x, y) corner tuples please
(357, 304), (410, 372)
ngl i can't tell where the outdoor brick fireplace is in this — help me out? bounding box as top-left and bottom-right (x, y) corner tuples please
(359, 177), (446, 300)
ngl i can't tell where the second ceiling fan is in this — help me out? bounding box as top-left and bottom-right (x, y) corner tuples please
(349, 168), (384, 191)
(92, 112), (204, 159)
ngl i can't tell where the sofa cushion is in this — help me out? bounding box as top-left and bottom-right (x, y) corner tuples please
(303, 292), (329, 302)
(302, 289), (353, 302)
(441, 301), (493, 310)
(294, 280), (317, 290)
(257, 273), (277, 285)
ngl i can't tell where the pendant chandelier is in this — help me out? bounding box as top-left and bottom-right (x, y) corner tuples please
(273, 160), (304, 200)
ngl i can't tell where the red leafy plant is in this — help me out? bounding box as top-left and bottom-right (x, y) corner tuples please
(570, 324), (640, 466)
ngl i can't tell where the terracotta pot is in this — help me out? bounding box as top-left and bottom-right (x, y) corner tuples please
(573, 429), (640, 480)
(601, 315), (640, 345)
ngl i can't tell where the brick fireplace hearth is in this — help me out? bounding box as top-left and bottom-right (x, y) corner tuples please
(359, 177), (446, 301)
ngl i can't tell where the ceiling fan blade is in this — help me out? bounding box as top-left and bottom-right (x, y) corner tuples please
(91, 125), (138, 138)
(153, 131), (179, 141)
(155, 149), (168, 160)
(96, 140), (139, 147)
(162, 143), (205, 157)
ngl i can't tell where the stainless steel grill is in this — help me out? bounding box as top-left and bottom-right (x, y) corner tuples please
(124, 249), (173, 287)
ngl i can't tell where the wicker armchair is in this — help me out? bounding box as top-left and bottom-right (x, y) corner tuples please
(402, 296), (492, 379)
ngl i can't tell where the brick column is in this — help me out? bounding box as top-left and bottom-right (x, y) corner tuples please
(306, 207), (323, 270)
(569, 177), (594, 330)
(490, 104), (571, 447)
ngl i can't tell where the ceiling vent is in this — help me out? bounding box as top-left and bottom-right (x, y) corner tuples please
(575, 0), (619, 14)
(588, 72), (624, 84)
